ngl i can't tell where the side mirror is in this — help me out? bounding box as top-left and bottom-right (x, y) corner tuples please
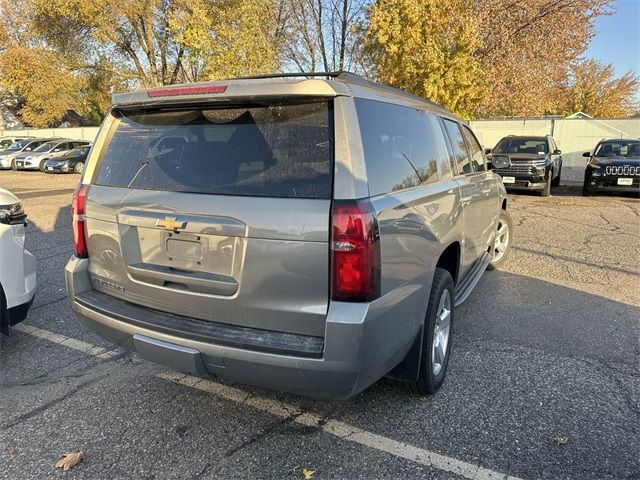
(484, 147), (492, 155)
(491, 154), (511, 169)
(582, 151), (591, 158)
(553, 149), (562, 155)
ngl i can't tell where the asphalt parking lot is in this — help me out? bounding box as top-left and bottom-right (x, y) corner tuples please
(1, 171), (638, 480)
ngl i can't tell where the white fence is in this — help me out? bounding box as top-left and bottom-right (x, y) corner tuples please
(0, 127), (99, 142)
(470, 118), (640, 184)
(3, 118), (640, 185)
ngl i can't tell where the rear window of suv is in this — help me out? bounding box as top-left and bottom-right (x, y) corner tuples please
(94, 101), (333, 199)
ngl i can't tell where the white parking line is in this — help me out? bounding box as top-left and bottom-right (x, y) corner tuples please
(13, 323), (119, 360)
(16, 324), (523, 480)
(159, 372), (523, 480)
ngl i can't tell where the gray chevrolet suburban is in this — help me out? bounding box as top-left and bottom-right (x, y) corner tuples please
(65, 72), (512, 399)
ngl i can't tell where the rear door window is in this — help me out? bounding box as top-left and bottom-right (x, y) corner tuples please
(355, 98), (440, 196)
(441, 119), (472, 175)
(94, 101), (333, 199)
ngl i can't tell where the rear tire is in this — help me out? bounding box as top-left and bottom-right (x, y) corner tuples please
(402, 268), (455, 396)
(488, 209), (513, 270)
(74, 162), (84, 174)
(541, 170), (552, 197)
(582, 170), (592, 196)
(551, 164), (561, 187)
(0, 283), (7, 336)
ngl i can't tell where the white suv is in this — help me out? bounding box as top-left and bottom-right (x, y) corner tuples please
(0, 189), (36, 335)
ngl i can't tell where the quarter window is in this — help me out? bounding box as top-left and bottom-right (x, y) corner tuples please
(462, 126), (486, 171)
(441, 119), (472, 175)
(355, 98), (440, 196)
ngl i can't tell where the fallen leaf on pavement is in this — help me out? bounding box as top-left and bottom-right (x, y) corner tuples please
(55, 451), (85, 471)
(553, 435), (568, 445)
(303, 468), (316, 479)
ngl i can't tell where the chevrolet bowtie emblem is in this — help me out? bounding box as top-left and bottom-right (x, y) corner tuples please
(156, 216), (187, 232)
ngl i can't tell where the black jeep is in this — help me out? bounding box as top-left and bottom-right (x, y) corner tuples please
(582, 139), (640, 196)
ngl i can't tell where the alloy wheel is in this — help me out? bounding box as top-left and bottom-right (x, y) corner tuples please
(492, 220), (510, 263)
(431, 289), (451, 376)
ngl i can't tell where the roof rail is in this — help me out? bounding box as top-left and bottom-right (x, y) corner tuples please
(232, 71), (354, 81)
(337, 72), (449, 112)
(231, 71), (450, 113)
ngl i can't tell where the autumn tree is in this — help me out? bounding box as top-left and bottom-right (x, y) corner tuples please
(282, 0), (369, 73)
(0, 46), (84, 127)
(560, 60), (639, 117)
(0, 0), (285, 125)
(473, 0), (615, 117)
(364, 0), (484, 118)
(169, 0), (283, 81)
(363, 0), (616, 118)
(23, 0), (282, 87)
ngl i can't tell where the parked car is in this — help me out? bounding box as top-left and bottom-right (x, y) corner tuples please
(65, 72), (512, 399)
(44, 145), (92, 174)
(13, 139), (91, 171)
(0, 189), (36, 335)
(487, 135), (562, 196)
(0, 136), (33, 151)
(0, 138), (54, 170)
(582, 139), (640, 196)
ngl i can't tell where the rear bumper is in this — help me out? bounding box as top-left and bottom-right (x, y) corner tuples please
(1, 239), (36, 334)
(65, 257), (424, 399)
(2, 297), (35, 334)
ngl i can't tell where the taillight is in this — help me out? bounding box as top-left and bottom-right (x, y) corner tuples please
(331, 199), (381, 302)
(72, 184), (88, 258)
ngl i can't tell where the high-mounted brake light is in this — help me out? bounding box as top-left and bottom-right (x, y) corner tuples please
(331, 200), (381, 302)
(147, 85), (227, 97)
(72, 184), (88, 258)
